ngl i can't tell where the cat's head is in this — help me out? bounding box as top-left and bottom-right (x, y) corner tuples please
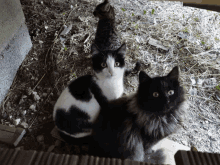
(137, 66), (185, 114)
(93, 0), (115, 20)
(91, 43), (126, 79)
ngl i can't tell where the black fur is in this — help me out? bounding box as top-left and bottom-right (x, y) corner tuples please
(68, 75), (92, 102)
(91, 44), (126, 73)
(91, 66), (186, 161)
(55, 75), (108, 135)
(93, 0), (120, 51)
(55, 106), (92, 135)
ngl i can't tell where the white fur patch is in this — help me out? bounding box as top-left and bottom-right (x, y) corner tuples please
(53, 88), (100, 138)
(94, 55), (124, 100)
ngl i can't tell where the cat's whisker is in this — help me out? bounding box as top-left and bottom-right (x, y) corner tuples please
(171, 114), (178, 123)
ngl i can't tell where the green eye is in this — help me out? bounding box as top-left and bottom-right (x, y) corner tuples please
(115, 62), (120, 67)
(168, 90), (174, 95)
(153, 92), (159, 97)
(101, 63), (107, 68)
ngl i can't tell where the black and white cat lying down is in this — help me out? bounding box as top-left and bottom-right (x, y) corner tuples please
(53, 43), (140, 138)
(91, 66), (188, 162)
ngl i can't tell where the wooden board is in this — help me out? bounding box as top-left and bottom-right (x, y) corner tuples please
(0, 124), (26, 147)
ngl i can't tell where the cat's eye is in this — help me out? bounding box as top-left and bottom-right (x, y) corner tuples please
(168, 90), (174, 95)
(153, 92), (159, 97)
(101, 63), (107, 68)
(115, 62), (120, 67)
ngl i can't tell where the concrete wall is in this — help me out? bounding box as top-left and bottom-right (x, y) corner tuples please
(0, 0), (32, 105)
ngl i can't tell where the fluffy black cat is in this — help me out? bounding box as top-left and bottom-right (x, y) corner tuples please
(91, 66), (187, 161)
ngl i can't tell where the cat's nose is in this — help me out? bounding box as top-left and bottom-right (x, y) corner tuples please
(167, 98), (170, 103)
(108, 68), (114, 76)
(109, 71), (113, 76)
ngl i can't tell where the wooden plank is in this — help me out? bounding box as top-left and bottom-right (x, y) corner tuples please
(2, 149), (15, 165)
(34, 151), (44, 165)
(13, 150), (37, 165)
(12, 150), (26, 165)
(111, 158), (116, 165)
(52, 153), (59, 165)
(46, 152), (55, 165)
(13, 127), (26, 147)
(39, 151), (50, 165)
(69, 155), (79, 165)
(116, 159), (122, 165)
(22, 150), (37, 165)
(63, 154), (70, 165)
(0, 148), (10, 162)
(0, 124), (26, 147)
(88, 156), (95, 165)
(7, 149), (19, 165)
(56, 154), (65, 165)
(94, 156), (99, 165)
(106, 158), (111, 165)
(80, 155), (90, 165)
(0, 124), (16, 132)
(99, 157), (105, 165)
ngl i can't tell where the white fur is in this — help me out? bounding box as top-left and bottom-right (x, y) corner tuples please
(53, 54), (125, 138)
(53, 88), (100, 138)
(146, 138), (190, 165)
(94, 54), (124, 100)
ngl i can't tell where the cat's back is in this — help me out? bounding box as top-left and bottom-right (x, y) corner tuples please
(95, 95), (132, 132)
(94, 1), (121, 51)
(53, 75), (99, 120)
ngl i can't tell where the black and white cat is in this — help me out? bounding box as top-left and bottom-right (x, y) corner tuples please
(53, 44), (126, 138)
(53, 0), (140, 139)
(91, 66), (188, 162)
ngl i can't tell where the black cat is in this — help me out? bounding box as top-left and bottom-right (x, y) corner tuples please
(91, 66), (187, 161)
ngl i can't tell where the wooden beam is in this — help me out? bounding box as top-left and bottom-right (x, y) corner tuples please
(0, 124), (26, 147)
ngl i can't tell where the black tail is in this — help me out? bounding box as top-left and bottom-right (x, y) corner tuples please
(125, 61), (141, 77)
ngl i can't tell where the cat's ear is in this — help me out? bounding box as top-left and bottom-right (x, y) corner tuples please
(102, 2), (110, 12)
(117, 44), (126, 57)
(167, 66), (179, 80)
(91, 44), (100, 55)
(139, 71), (150, 83)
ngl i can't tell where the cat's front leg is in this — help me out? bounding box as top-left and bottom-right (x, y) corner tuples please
(129, 141), (145, 161)
(120, 136), (145, 162)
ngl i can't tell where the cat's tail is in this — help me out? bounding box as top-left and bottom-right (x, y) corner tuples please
(125, 61), (141, 77)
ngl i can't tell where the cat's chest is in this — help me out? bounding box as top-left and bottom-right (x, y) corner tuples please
(96, 77), (123, 101)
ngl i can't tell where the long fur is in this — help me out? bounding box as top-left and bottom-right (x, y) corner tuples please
(91, 66), (188, 161)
